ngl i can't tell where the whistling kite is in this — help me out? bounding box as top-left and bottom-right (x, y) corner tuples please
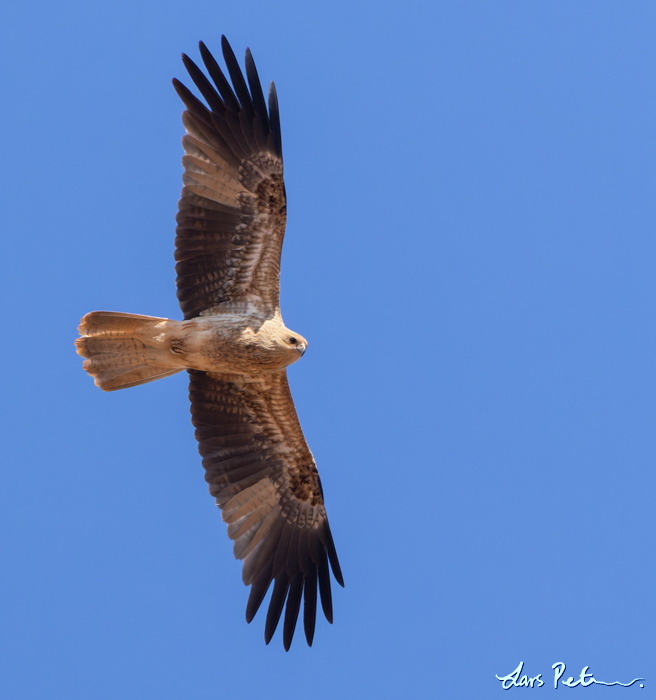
(76, 36), (343, 650)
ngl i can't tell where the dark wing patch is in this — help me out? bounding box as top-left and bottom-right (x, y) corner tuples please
(173, 37), (287, 319)
(188, 369), (343, 650)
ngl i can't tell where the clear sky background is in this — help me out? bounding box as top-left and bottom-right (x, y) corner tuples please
(2, 1), (655, 698)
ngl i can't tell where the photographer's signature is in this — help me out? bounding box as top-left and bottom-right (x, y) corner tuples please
(496, 662), (644, 689)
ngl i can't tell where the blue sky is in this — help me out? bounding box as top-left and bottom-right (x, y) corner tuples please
(2, 1), (655, 697)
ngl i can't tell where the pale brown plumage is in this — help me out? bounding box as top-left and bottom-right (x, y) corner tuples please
(75, 36), (343, 650)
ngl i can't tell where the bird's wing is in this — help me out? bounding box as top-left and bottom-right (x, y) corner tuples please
(173, 37), (286, 319)
(188, 368), (343, 650)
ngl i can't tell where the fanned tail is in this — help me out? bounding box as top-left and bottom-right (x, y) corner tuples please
(76, 311), (184, 391)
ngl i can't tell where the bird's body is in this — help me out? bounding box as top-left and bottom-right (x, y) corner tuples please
(79, 308), (306, 382)
(76, 36), (342, 650)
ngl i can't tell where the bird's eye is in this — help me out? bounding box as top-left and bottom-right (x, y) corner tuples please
(288, 337), (297, 345)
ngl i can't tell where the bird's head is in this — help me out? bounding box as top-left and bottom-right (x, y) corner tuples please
(280, 330), (308, 365)
(239, 318), (308, 370)
(267, 314), (307, 365)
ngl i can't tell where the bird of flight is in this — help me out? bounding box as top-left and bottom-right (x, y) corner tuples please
(76, 36), (343, 650)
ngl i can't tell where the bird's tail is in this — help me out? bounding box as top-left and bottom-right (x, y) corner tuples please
(75, 311), (184, 392)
